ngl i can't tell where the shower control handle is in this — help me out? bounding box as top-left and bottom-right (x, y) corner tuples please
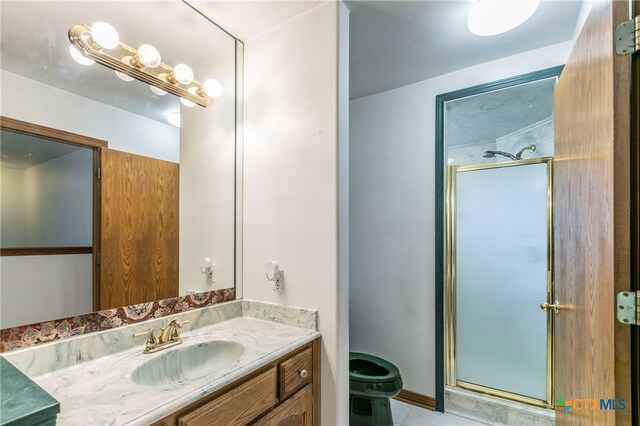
(540, 300), (568, 314)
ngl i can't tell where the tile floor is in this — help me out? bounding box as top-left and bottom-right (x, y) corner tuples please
(391, 399), (487, 426)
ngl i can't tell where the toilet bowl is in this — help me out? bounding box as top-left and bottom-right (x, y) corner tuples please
(349, 352), (403, 426)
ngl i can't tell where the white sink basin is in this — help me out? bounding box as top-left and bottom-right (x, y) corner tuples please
(131, 340), (245, 386)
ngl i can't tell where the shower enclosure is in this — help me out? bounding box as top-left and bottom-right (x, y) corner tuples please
(446, 158), (553, 407)
(435, 67), (562, 416)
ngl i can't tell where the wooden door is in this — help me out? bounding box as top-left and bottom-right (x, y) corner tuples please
(554, 0), (633, 424)
(99, 149), (179, 309)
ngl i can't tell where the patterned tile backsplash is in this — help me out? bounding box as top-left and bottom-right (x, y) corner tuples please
(0, 288), (235, 353)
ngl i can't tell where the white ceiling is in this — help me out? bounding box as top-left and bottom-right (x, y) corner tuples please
(347, 0), (583, 100)
(185, 0), (324, 42)
(0, 1), (235, 123)
(0, 130), (86, 170)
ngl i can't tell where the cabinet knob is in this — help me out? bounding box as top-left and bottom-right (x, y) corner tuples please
(299, 369), (309, 378)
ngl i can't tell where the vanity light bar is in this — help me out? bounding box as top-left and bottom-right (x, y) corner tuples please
(68, 24), (212, 108)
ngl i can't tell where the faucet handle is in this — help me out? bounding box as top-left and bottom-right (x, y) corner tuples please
(165, 320), (189, 341)
(169, 320), (189, 328)
(134, 328), (157, 346)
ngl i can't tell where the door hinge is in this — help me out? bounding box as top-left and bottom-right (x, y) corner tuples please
(96, 167), (101, 180)
(617, 291), (639, 325)
(96, 253), (101, 265)
(616, 15), (640, 55)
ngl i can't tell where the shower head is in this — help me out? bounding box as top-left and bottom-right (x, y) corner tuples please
(482, 150), (517, 160)
(515, 144), (536, 160)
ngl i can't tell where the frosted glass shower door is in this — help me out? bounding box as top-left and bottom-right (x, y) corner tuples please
(451, 160), (551, 403)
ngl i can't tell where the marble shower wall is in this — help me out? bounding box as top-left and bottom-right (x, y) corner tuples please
(447, 117), (553, 167)
(447, 140), (497, 167)
(496, 117), (553, 159)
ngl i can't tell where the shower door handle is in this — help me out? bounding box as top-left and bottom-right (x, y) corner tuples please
(540, 300), (569, 314)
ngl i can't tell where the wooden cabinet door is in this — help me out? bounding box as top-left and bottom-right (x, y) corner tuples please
(99, 149), (179, 309)
(177, 368), (277, 426)
(253, 386), (313, 426)
(554, 0), (633, 424)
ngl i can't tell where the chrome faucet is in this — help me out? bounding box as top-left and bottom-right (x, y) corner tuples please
(133, 320), (190, 354)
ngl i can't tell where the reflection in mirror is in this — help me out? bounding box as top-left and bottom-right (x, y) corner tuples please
(0, 1), (242, 332)
(1, 130), (93, 249)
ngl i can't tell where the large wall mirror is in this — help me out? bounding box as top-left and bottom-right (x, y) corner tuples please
(0, 1), (243, 330)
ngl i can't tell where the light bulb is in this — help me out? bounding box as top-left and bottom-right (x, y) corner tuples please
(467, 0), (540, 36)
(168, 112), (181, 128)
(202, 79), (222, 99)
(172, 64), (194, 85)
(150, 85), (167, 96)
(180, 98), (196, 108)
(69, 45), (94, 65)
(90, 22), (119, 49)
(137, 44), (161, 68)
(115, 71), (133, 81)
(181, 98), (196, 108)
(180, 87), (198, 107)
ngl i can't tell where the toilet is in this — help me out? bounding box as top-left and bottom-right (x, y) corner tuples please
(349, 352), (403, 426)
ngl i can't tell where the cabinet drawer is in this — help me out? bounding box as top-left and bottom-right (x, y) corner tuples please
(178, 367), (277, 426)
(279, 347), (312, 399)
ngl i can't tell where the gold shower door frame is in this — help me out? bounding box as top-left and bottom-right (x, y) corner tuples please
(445, 157), (554, 409)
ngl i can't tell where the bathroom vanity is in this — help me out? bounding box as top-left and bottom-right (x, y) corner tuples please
(154, 340), (319, 425)
(1, 300), (320, 425)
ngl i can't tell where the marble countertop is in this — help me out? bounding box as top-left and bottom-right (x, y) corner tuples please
(1, 300), (320, 426)
(0, 357), (59, 425)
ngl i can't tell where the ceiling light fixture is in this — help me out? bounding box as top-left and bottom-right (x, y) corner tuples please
(467, 0), (540, 36)
(68, 23), (218, 107)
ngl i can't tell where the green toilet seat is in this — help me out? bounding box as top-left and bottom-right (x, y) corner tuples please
(349, 352), (403, 398)
(349, 352), (401, 384)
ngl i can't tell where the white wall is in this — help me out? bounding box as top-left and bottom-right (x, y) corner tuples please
(349, 41), (573, 397)
(0, 70), (179, 162)
(23, 149), (93, 247)
(0, 254), (93, 328)
(243, 2), (349, 424)
(180, 48), (236, 294)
